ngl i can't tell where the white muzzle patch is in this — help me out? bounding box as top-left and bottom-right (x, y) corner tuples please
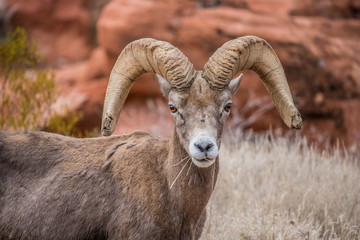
(189, 133), (218, 168)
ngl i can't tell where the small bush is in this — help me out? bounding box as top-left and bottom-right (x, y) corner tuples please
(0, 27), (88, 137)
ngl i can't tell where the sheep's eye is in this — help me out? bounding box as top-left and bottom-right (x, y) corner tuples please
(169, 104), (178, 113)
(224, 103), (232, 112)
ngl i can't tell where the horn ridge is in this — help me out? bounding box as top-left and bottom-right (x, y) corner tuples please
(101, 38), (195, 136)
(202, 35), (302, 129)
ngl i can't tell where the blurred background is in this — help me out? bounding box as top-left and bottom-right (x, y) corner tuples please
(1, 0), (359, 147)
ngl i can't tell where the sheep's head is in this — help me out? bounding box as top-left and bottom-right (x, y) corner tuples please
(156, 73), (241, 167)
(101, 37), (303, 168)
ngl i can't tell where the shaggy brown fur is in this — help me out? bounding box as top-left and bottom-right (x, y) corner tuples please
(0, 36), (301, 240)
(0, 130), (216, 239)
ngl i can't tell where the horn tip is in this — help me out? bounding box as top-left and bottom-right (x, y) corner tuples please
(101, 115), (114, 136)
(102, 129), (112, 136)
(291, 112), (303, 129)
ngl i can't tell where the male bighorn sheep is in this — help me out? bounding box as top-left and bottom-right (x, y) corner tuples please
(0, 36), (302, 239)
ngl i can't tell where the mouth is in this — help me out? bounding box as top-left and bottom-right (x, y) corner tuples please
(191, 157), (216, 168)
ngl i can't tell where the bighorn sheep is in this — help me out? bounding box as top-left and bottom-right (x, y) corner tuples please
(0, 36), (302, 239)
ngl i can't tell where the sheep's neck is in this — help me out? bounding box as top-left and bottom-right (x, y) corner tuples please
(166, 130), (219, 229)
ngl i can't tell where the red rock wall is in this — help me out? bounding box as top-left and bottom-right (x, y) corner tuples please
(3, 0), (360, 146)
(3, 0), (108, 65)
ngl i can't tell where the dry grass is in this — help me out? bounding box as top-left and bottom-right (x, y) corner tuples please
(201, 130), (360, 240)
(116, 97), (360, 239)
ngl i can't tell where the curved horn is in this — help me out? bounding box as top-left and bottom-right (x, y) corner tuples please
(202, 36), (302, 129)
(101, 38), (196, 136)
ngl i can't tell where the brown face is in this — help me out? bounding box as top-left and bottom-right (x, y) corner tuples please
(158, 72), (242, 168)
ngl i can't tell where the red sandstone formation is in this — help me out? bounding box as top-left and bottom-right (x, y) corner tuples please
(3, 0), (360, 146)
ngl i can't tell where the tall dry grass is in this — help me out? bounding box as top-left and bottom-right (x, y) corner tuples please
(201, 131), (360, 240)
(117, 97), (360, 239)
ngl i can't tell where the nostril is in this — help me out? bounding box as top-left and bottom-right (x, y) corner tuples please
(195, 142), (213, 153)
(205, 143), (213, 151)
(195, 143), (205, 152)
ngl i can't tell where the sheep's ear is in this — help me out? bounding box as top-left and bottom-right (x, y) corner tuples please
(229, 74), (243, 95)
(157, 74), (172, 98)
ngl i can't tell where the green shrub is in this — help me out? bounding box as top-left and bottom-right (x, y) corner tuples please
(0, 27), (90, 137)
